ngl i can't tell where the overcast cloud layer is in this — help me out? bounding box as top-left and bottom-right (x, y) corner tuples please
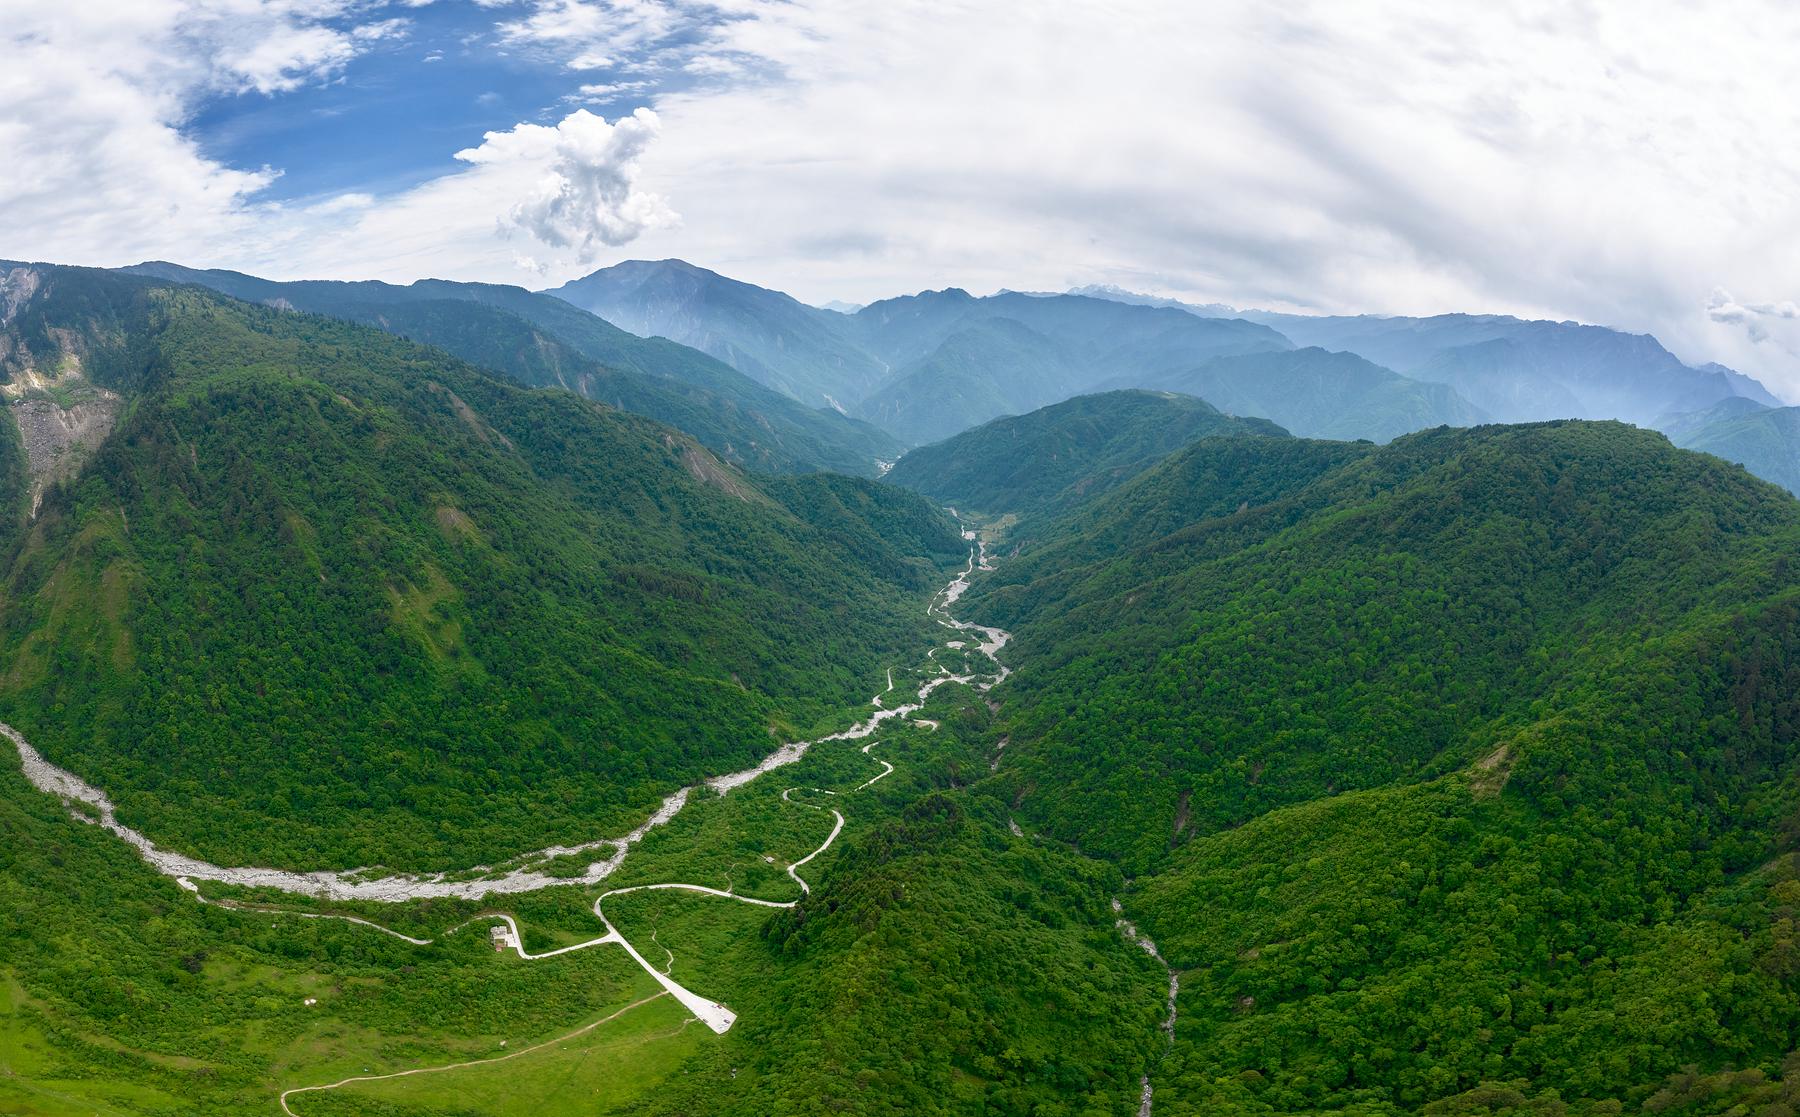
(2, 0), (1797, 397)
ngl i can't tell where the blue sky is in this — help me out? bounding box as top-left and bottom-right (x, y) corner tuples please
(186, 2), (699, 204)
(2, 1), (1797, 397)
(189, 5), (519, 203)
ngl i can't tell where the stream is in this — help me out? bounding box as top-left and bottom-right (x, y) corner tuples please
(1114, 898), (1179, 1117)
(4, 535), (1173, 1116)
(4, 537), (1011, 1048)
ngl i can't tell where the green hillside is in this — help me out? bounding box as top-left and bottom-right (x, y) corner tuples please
(122, 262), (899, 477)
(963, 421), (1800, 1111)
(620, 788), (1167, 1117)
(0, 267), (962, 870)
(885, 389), (1289, 522)
(0, 634), (1161, 1117)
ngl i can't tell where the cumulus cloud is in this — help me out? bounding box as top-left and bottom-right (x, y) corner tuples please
(456, 108), (676, 262)
(0, 0), (405, 262)
(1709, 289), (1800, 351)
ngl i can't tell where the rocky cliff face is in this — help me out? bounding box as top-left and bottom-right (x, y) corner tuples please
(6, 388), (122, 516)
(1, 265), (42, 326)
(0, 266), (123, 515)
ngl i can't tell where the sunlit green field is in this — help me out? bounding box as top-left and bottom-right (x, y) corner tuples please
(285, 991), (700, 1117)
(0, 663), (994, 1116)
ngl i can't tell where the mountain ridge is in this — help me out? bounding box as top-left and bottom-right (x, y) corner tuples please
(958, 418), (1800, 1109)
(534, 261), (1787, 464)
(122, 260), (900, 477)
(885, 388), (1290, 522)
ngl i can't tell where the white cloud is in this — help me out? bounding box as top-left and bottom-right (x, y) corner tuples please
(352, 18), (412, 42)
(1710, 288), (1800, 355)
(584, 0), (1800, 397)
(572, 79), (654, 100)
(0, 0), (403, 261)
(218, 24), (360, 94)
(3, 0), (1798, 399)
(494, 0), (687, 71)
(304, 191), (376, 215)
(681, 53), (745, 77)
(455, 108), (677, 261)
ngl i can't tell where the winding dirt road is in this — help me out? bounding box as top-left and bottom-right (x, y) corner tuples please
(3, 538), (1012, 1095)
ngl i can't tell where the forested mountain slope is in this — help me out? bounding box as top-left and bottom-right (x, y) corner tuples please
(885, 389), (1288, 521)
(0, 266), (963, 870)
(961, 421), (1800, 1111)
(9, 260), (1800, 1117)
(121, 261), (899, 476)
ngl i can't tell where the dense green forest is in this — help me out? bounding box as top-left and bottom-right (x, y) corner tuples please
(0, 618), (1160, 1117)
(7, 263), (1800, 1116)
(663, 791), (1165, 1117)
(0, 266), (963, 869)
(963, 421), (1800, 1111)
(885, 389), (1288, 522)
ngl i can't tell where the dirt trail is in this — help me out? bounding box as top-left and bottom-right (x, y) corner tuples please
(275, 993), (671, 1116)
(5, 539), (1011, 1058)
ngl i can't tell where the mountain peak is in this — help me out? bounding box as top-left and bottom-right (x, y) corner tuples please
(1065, 283), (1239, 317)
(547, 258), (889, 408)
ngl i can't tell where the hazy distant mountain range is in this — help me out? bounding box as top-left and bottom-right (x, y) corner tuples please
(542, 260), (1791, 487)
(548, 258), (893, 411)
(1237, 310), (1782, 426)
(54, 256), (1792, 494)
(1658, 397), (1800, 494)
